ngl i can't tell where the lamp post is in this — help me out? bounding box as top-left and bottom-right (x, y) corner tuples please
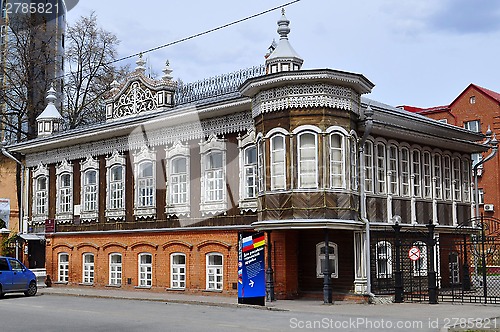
(391, 215), (403, 303)
(265, 230), (275, 302)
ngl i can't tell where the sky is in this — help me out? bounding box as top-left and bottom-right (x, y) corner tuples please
(66, 0), (500, 109)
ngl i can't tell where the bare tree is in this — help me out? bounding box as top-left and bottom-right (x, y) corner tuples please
(64, 12), (128, 128)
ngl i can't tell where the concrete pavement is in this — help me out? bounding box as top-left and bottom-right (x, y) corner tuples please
(39, 286), (500, 331)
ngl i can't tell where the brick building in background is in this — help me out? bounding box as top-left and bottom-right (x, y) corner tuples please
(402, 84), (500, 218)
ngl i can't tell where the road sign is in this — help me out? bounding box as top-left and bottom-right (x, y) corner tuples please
(409, 246), (421, 261)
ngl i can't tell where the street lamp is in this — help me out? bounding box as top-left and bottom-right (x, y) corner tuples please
(391, 215), (403, 303)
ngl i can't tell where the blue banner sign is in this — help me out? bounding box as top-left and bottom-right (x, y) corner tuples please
(238, 232), (266, 305)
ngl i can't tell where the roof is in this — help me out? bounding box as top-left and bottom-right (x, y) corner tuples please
(36, 103), (63, 121)
(450, 83), (500, 107)
(400, 104), (450, 115)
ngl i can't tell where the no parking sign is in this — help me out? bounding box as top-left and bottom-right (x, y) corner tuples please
(408, 246), (421, 261)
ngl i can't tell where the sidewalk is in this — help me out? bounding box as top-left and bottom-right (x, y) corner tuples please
(39, 286), (500, 331)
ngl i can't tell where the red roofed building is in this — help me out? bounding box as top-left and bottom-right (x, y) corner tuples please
(402, 83), (500, 219)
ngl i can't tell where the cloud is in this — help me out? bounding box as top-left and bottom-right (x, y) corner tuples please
(428, 0), (500, 34)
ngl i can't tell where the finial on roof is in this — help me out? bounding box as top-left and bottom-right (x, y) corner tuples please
(162, 60), (173, 81)
(46, 85), (57, 104)
(110, 80), (120, 94)
(277, 8), (290, 40)
(136, 53), (146, 73)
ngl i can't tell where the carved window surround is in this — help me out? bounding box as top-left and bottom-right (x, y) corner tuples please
(165, 141), (191, 217)
(133, 146), (157, 220)
(80, 156), (99, 222)
(238, 130), (257, 212)
(55, 160), (73, 224)
(31, 163), (49, 225)
(199, 135), (227, 216)
(105, 151), (126, 221)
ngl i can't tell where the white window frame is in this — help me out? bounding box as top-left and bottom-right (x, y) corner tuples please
(270, 134), (286, 190)
(412, 150), (422, 197)
(412, 241), (428, 277)
(170, 253), (186, 289)
(433, 154), (443, 200)
(109, 253), (122, 286)
(56, 160), (73, 223)
(452, 157), (462, 201)
(32, 164), (49, 224)
(316, 242), (338, 278)
(463, 158), (471, 203)
(82, 253), (95, 284)
(80, 156), (99, 222)
(443, 155), (452, 201)
(199, 135), (227, 216)
(166, 141), (191, 217)
(133, 147), (157, 220)
(350, 135), (358, 191)
(58, 253), (69, 283)
(476, 188), (484, 205)
(329, 133), (345, 189)
(35, 176), (48, 216)
(376, 241), (392, 279)
(106, 151), (126, 221)
(298, 131), (318, 189)
(375, 142), (386, 194)
(464, 120), (480, 132)
(243, 146), (257, 199)
(471, 153), (483, 169)
(388, 145), (399, 195)
(206, 252), (223, 291)
(257, 137), (265, 193)
(400, 147), (410, 197)
(364, 141), (374, 193)
(138, 253), (153, 287)
(423, 151), (432, 199)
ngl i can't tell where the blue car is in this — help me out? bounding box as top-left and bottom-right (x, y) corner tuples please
(0, 256), (37, 298)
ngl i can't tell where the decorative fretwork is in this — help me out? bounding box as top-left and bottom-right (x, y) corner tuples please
(175, 65), (265, 105)
(114, 81), (159, 118)
(252, 83), (357, 118)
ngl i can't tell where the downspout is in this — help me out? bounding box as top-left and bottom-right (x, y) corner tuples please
(359, 105), (374, 297)
(473, 132), (498, 219)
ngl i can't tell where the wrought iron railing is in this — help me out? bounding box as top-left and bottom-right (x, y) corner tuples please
(175, 65), (265, 105)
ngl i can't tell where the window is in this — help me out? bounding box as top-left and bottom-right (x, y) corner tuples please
(433, 155), (442, 199)
(35, 176), (48, 215)
(412, 150), (421, 197)
(138, 161), (154, 207)
(375, 143), (386, 194)
(412, 242), (427, 276)
(475, 188), (484, 205)
(423, 152), (432, 199)
(298, 132), (318, 189)
(82, 170), (98, 212)
(316, 242), (338, 278)
(376, 241), (392, 279)
(464, 120), (480, 132)
(109, 165), (124, 210)
(443, 156), (452, 201)
(138, 253), (153, 287)
(59, 173), (72, 213)
(58, 253), (69, 282)
(243, 146), (257, 198)
(400, 148), (410, 197)
(330, 134), (345, 188)
(469, 96), (476, 104)
(170, 157), (188, 204)
(364, 141), (374, 193)
(388, 145), (398, 195)
(350, 137), (358, 191)
(257, 139), (265, 193)
(206, 253), (223, 290)
(170, 253), (186, 289)
(463, 159), (471, 202)
(453, 158), (461, 201)
(109, 254), (122, 286)
(471, 153), (483, 168)
(83, 253), (94, 284)
(438, 119), (448, 124)
(205, 152), (224, 201)
(270, 135), (286, 190)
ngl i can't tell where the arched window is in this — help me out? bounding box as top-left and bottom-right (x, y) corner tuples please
(412, 150), (421, 197)
(171, 253), (186, 289)
(376, 241), (392, 278)
(170, 156), (188, 204)
(388, 145), (398, 195)
(412, 241), (428, 276)
(298, 132), (318, 189)
(109, 253), (122, 286)
(109, 165), (124, 210)
(206, 253), (223, 290)
(59, 173), (72, 213)
(400, 147), (410, 197)
(452, 157), (461, 201)
(257, 138), (265, 193)
(58, 253), (69, 283)
(138, 161), (154, 207)
(316, 242), (338, 278)
(443, 155), (452, 201)
(350, 136), (358, 191)
(423, 151), (432, 199)
(433, 155), (443, 199)
(270, 135), (286, 190)
(82, 169), (98, 212)
(205, 151), (224, 202)
(462, 158), (471, 202)
(35, 176), (48, 216)
(364, 141), (374, 193)
(330, 133), (345, 189)
(243, 146), (257, 199)
(138, 253), (153, 287)
(375, 142), (386, 194)
(82, 253), (95, 284)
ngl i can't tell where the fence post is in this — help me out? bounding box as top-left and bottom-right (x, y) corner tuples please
(392, 222), (404, 303)
(426, 219), (438, 304)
